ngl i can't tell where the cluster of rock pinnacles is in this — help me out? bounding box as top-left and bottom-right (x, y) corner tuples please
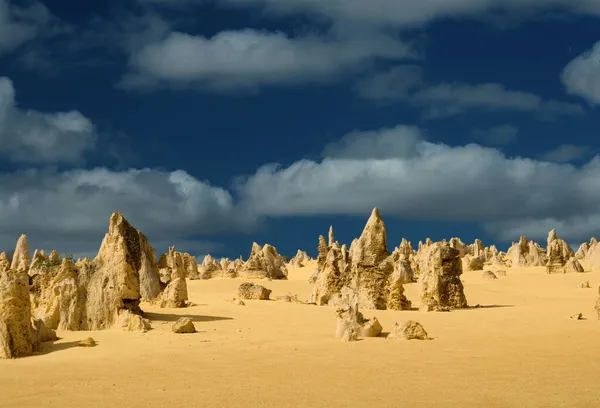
(2, 208), (600, 357)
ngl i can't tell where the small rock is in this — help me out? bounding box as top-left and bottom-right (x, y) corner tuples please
(78, 337), (97, 347)
(342, 328), (358, 343)
(230, 298), (246, 306)
(481, 270), (498, 280)
(238, 282), (272, 300)
(275, 294), (304, 303)
(357, 317), (383, 337)
(570, 313), (583, 320)
(577, 281), (591, 289)
(388, 321), (430, 340)
(495, 270), (507, 277)
(172, 317), (196, 334)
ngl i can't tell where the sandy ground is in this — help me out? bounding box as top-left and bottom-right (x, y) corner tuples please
(2, 262), (600, 408)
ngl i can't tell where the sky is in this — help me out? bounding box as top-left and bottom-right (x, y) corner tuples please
(0, 0), (599, 260)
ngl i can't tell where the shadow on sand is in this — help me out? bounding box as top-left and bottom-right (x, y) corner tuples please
(466, 304), (515, 310)
(143, 311), (234, 323)
(36, 340), (82, 356)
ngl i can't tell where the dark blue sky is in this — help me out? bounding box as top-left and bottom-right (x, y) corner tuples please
(0, 0), (599, 259)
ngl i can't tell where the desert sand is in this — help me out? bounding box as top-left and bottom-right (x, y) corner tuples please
(2, 260), (600, 408)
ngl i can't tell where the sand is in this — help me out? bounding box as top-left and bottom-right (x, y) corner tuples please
(2, 261), (600, 408)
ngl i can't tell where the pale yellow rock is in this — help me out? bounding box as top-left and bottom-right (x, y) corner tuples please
(10, 235), (30, 273)
(172, 317), (196, 334)
(237, 243), (288, 279)
(388, 320), (430, 340)
(506, 236), (547, 267)
(419, 244), (467, 310)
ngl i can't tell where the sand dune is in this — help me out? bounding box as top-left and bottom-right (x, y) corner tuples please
(2, 261), (600, 408)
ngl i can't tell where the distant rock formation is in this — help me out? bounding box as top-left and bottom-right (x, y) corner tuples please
(153, 247), (189, 308)
(461, 255), (485, 272)
(179, 252), (200, 280)
(545, 229), (580, 274)
(506, 236), (547, 267)
(237, 243), (288, 279)
(310, 208), (412, 311)
(197, 243), (288, 280)
(418, 243), (468, 311)
(289, 249), (311, 267)
(577, 238), (600, 271)
(10, 234), (30, 273)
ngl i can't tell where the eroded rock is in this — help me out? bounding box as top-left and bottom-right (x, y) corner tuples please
(238, 282), (271, 300)
(387, 320), (430, 340)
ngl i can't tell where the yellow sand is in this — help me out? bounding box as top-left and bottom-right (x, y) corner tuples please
(2, 261), (600, 408)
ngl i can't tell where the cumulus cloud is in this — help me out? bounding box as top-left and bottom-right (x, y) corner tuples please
(0, 77), (97, 165)
(236, 124), (600, 244)
(562, 40), (600, 105)
(472, 125), (518, 146)
(0, 167), (252, 258)
(538, 144), (592, 163)
(121, 29), (413, 90)
(356, 67), (584, 118)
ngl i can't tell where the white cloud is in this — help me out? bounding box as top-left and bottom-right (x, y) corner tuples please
(236, 124), (600, 244)
(0, 0), (57, 54)
(562, 40), (600, 105)
(0, 77), (97, 165)
(538, 144), (591, 163)
(413, 82), (584, 118)
(121, 29), (413, 90)
(322, 125), (423, 159)
(0, 167), (251, 258)
(216, 0), (600, 29)
(472, 125), (518, 146)
(354, 65), (422, 101)
(356, 67), (584, 118)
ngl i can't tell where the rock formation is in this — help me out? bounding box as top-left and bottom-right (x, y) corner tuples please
(471, 239), (485, 258)
(289, 249), (310, 267)
(387, 320), (429, 340)
(28, 212), (157, 332)
(449, 238), (469, 257)
(334, 293), (382, 339)
(596, 285), (600, 320)
(328, 226), (335, 247)
(154, 247), (189, 308)
(481, 270), (498, 279)
(310, 242), (350, 306)
(578, 238), (600, 271)
(506, 236), (547, 267)
(563, 257), (584, 273)
(10, 234), (30, 273)
(545, 230), (578, 274)
(172, 317), (196, 333)
(419, 244), (468, 311)
(577, 281), (590, 289)
(180, 252), (200, 280)
(237, 243), (288, 279)
(310, 208), (411, 311)
(238, 282), (272, 300)
(1, 260), (56, 359)
(461, 255), (485, 271)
